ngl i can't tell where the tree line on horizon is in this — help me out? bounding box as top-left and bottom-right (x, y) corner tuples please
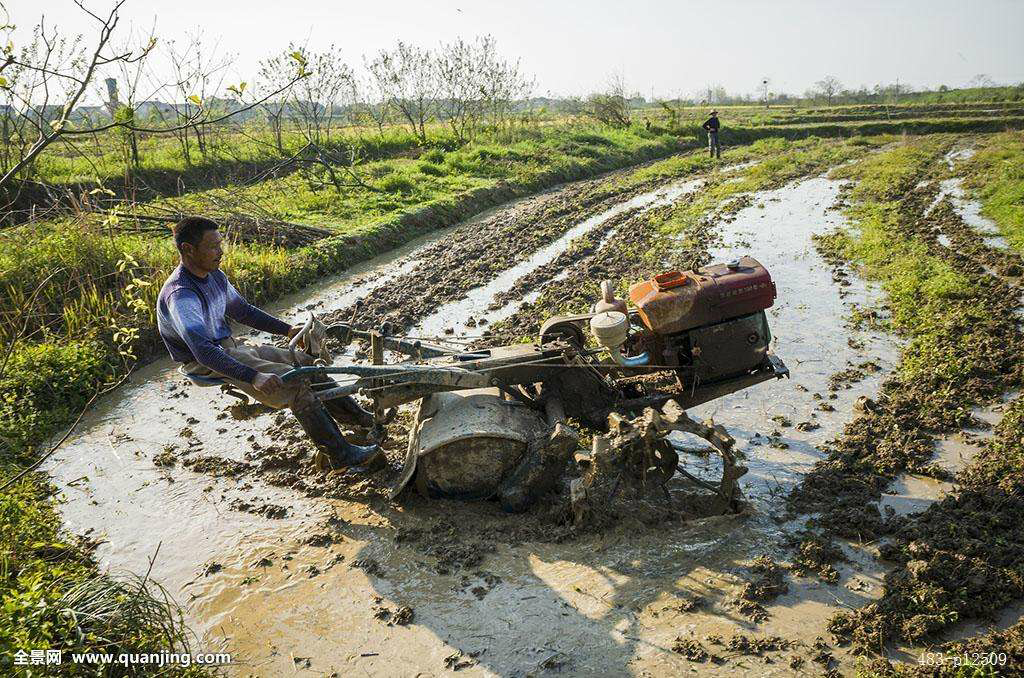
(1, 0), (1020, 196)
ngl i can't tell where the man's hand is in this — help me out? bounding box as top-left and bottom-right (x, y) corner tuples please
(252, 372), (285, 395)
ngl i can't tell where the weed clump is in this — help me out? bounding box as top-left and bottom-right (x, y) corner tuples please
(418, 161), (446, 176)
(420, 148), (445, 164)
(792, 135), (1024, 656)
(378, 173), (417, 194)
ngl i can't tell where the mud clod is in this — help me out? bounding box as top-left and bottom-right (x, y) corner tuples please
(443, 650), (478, 671)
(229, 499), (288, 519)
(303, 533), (335, 547)
(671, 637), (710, 662)
(391, 605), (414, 626)
(788, 533), (846, 584)
(726, 633), (794, 656)
(353, 557), (385, 578)
(731, 555), (789, 621)
(153, 449), (177, 467)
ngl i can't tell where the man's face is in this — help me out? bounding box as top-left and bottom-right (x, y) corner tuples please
(182, 228), (224, 274)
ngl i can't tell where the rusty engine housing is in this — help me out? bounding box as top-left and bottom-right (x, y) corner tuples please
(628, 256), (777, 386)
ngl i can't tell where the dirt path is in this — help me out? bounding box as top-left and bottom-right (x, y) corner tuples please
(45, 148), (993, 676)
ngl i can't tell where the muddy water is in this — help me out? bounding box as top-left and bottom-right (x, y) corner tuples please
(928, 146), (1011, 251)
(48, 169), (915, 676)
(685, 178), (900, 502)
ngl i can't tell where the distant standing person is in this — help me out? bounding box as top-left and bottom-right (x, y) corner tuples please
(702, 110), (721, 159)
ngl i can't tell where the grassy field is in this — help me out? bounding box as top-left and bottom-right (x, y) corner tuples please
(7, 100), (1024, 201)
(2, 105), (1023, 669)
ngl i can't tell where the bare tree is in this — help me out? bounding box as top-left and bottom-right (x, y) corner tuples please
(968, 73), (997, 88)
(585, 73), (631, 128)
(0, 1), (151, 189)
(434, 35), (532, 140)
(255, 51), (295, 154)
(475, 36), (533, 131)
(0, 1), (306, 193)
(366, 41), (438, 143)
(435, 37), (481, 142)
(815, 76), (842, 106)
(350, 72), (392, 139)
(288, 44), (355, 146)
(161, 30), (233, 165)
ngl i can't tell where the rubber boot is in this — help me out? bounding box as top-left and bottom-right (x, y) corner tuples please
(324, 395), (375, 430)
(311, 381), (376, 429)
(292, 400), (381, 472)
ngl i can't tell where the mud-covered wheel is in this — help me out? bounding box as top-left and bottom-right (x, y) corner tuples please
(571, 402), (747, 522)
(643, 438), (679, 488)
(539, 318), (586, 348)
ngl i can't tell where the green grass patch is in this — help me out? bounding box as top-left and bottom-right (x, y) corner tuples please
(961, 131), (1024, 251)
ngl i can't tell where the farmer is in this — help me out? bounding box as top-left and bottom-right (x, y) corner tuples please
(702, 110), (721, 159)
(156, 216), (380, 471)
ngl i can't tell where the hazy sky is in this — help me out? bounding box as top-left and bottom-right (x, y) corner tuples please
(6, 0), (1024, 101)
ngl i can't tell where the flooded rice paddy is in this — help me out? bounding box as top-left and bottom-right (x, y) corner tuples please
(45, 152), (1015, 676)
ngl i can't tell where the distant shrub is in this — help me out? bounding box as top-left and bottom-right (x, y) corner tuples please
(379, 173), (416, 194)
(570, 132), (614, 146)
(418, 162), (446, 176)
(420, 149), (445, 163)
(571, 144), (605, 159)
(443, 153), (485, 175)
(469, 146), (506, 162)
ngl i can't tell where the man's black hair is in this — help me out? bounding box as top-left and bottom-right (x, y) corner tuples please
(173, 216), (220, 250)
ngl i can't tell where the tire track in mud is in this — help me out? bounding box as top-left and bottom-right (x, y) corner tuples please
(483, 199), (710, 344)
(482, 204), (642, 312)
(317, 164), (704, 333)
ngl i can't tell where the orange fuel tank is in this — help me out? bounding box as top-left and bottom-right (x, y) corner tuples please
(628, 256), (776, 334)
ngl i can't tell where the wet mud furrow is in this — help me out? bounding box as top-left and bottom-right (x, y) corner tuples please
(483, 204), (647, 314)
(318, 166), (703, 333)
(485, 198), (713, 343)
(795, 182), (1024, 524)
(792, 150), (1024, 659)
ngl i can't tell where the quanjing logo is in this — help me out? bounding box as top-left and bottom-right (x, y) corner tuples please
(12, 649), (232, 668)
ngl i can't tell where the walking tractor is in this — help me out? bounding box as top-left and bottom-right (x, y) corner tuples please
(282, 256), (788, 516)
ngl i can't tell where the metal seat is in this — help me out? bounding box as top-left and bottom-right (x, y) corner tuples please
(179, 365), (226, 386)
(178, 365), (250, 403)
